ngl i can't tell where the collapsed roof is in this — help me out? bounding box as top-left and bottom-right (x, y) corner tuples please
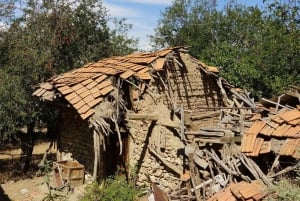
(33, 46), (222, 120)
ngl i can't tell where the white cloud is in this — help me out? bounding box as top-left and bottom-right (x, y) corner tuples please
(103, 2), (141, 18)
(122, 0), (172, 5)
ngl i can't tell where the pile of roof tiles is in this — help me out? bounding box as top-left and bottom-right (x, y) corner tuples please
(240, 107), (300, 158)
(207, 180), (268, 201)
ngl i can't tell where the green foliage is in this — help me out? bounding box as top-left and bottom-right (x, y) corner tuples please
(0, 0), (138, 169)
(266, 179), (300, 201)
(80, 175), (140, 201)
(151, 0), (300, 99)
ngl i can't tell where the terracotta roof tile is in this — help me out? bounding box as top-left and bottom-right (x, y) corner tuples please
(86, 81), (98, 90)
(79, 89), (91, 99)
(271, 115), (285, 124)
(260, 125), (275, 136)
(97, 80), (112, 90)
(83, 94), (94, 104)
(71, 83), (84, 91)
(95, 75), (108, 83)
(246, 121), (266, 135)
(100, 85), (114, 96)
(288, 118), (300, 125)
(57, 86), (73, 95)
(73, 100), (85, 110)
(280, 109), (300, 122)
(80, 109), (95, 120)
(272, 124), (292, 137)
(135, 72), (152, 80)
(285, 125), (300, 137)
(75, 86), (88, 95)
(65, 92), (79, 102)
(241, 133), (257, 153)
(247, 138), (264, 156)
(120, 70), (135, 79)
(87, 97), (103, 108)
(279, 138), (300, 156)
(69, 94), (81, 105)
(153, 58), (165, 71)
(78, 104), (90, 114)
(81, 79), (94, 86)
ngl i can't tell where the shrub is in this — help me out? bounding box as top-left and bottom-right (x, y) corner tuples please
(80, 175), (141, 201)
(266, 179), (300, 201)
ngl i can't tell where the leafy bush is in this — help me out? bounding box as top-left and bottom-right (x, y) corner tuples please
(80, 175), (141, 201)
(266, 179), (300, 201)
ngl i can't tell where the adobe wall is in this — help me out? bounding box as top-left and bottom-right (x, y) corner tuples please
(57, 107), (95, 174)
(127, 52), (226, 191)
(160, 52), (224, 129)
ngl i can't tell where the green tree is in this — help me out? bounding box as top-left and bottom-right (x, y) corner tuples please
(0, 0), (138, 171)
(151, 0), (300, 98)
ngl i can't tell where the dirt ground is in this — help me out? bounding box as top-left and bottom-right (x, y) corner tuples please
(0, 142), (85, 201)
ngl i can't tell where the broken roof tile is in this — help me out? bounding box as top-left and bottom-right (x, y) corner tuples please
(279, 138), (300, 156)
(135, 72), (152, 80)
(272, 124), (292, 137)
(40, 82), (53, 90)
(259, 141), (271, 154)
(286, 125), (300, 137)
(280, 109), (300, 122)
(246, 121), (266, 135)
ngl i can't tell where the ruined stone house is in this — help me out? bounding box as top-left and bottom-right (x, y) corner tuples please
(33, 46), (237, 191)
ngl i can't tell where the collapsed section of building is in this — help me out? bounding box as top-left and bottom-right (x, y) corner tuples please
(33, 47), (300, 200)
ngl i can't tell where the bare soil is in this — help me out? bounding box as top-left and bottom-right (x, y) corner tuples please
(0, 141), (85, 201)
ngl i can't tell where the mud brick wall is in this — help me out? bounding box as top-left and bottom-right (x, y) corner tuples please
(57, 107), (95, 174)
(157, 52), (224, 128)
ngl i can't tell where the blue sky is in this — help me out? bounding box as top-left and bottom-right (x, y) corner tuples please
(102, 0), (264, 50)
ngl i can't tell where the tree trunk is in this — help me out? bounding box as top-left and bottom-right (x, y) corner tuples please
(20, 122), (35, 172)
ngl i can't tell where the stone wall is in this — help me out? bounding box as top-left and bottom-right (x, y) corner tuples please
(127, 53), (226, 191)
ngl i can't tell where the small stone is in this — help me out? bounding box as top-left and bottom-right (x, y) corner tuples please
(21, 188), (29, 194)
